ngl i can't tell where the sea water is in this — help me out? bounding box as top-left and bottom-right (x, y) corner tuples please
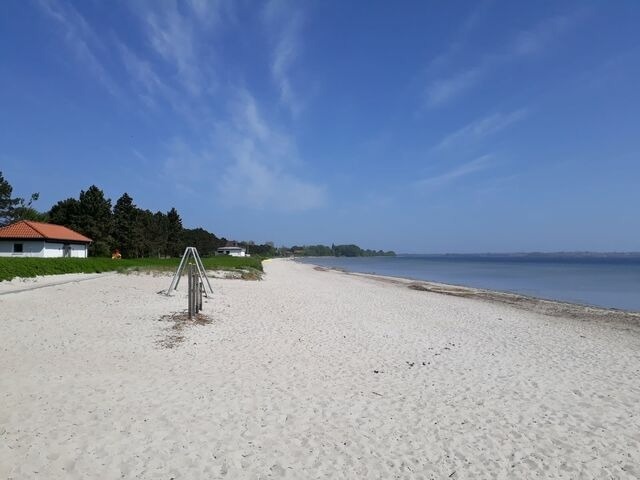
(297, 255), (640, 312)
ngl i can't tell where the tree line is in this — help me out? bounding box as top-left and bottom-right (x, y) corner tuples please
(1, 172), (242, 258)
(1, 171), (394, 258)
(287, 244), (395, 257)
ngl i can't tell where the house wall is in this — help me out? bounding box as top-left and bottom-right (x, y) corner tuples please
(0, 240), (45, 257)
(216, 248), (246, 257)
(43, 242), (88, 258)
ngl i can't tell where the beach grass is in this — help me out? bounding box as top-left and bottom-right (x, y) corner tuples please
(0, 256), (263, 282)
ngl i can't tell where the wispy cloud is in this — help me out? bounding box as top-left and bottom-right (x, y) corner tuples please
(35, 0), (321, 212)
(435, 109), (528, 150)
(425, 67), (484, 108)
(186, 0), (229, 27)
(118, 1), (239, 124)
(425, 1), (493, 75)
(142, 3), (203, 96)
(162, 89), (325, 211)
(117, 39), (202, 123)
(513, 13), (580, 56)
(264, 0), (305, 116)
(218, 90), (324, 210)
(425, 11), (586, 108)
(117, 40), (166, 107)
(35, 0), (121, 98)
(416, 155), (495, 189)
(128, 0), (232, 99)
(131, 148), (149, 164)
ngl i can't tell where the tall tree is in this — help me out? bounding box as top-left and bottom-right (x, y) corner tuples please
(11, 205), (48, 223)
(135, 209), (169, 258)
(149, 211), (169, 257)
(77, 185), (113, 256)
(166, 207), (183, 257)
(49, 198), (81, 230)
(0, 171), (39, 226)
(112, 193), (138, 258)
(182, 227), (224, 256)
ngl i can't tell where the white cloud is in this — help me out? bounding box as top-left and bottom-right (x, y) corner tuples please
(513, 13), (580, 56)
(130, 0), (233, 98)
(263, 0), (304, 116)
(161, 89), (325, 212)
(425, 67), (484, 108)
(435, 109), (528, 150)
(424, 2), (492, 75)
(143, 4), (203, 96)
(36, 0), (321, 212)
(36, 0), (121, 98)
(425, 11), (586, 108)
(187, 0), (226, 26)
(219, 152), (325, 212)
(218, 90), (324, 210)
(117, 41), (165, 104)
(117, 39), (201, 123)
(416, 155), (495, 188)
(231, 90), (270, 141)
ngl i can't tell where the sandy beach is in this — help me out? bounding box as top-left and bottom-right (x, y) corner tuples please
(1, 258), (639, 479)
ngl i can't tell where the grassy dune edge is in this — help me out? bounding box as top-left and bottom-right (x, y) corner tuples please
(0, 256), (264, 282)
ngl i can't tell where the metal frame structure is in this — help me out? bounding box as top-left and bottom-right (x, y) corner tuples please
(166, 246), (213, 296)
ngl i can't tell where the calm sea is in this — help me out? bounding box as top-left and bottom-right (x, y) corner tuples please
(297, 255), (640, 312)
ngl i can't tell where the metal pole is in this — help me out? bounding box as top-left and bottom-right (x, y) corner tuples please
(192, 248), (214, 295)
(167, 247), (191, 294)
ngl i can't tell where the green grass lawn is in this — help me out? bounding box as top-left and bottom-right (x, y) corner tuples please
(0, 256), (264, 282)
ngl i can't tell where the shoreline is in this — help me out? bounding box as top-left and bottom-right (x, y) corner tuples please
(348, 270), (640, 328)
(298, 257), (640, 319)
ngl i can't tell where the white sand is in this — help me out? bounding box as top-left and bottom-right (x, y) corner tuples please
(0, 272), (115, 295)
(1, 259), (639, 479)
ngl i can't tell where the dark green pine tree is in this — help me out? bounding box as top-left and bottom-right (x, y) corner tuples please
(49, 198), (82, 230)
(112, 193), (138, 258)
(149, 211), (169, 257)
(77, 185), (113, 256)
(166, 207), (184, 257)
(0, 171), (41, 226)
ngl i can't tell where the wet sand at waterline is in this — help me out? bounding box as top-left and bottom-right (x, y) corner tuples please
(1, 259), (639, 478)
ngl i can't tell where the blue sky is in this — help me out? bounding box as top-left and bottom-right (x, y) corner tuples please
(1, 1), (639, 253)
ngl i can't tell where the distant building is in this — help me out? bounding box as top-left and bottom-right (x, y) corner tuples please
(0, 220), (91, 258)
(216, 246), (247, 257)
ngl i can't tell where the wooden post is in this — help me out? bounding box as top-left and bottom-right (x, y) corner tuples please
(188, 263), (193, 318)
(195, 269), (200, 313)
(194, 271), (198, 314)
(192, 267), (197, 314)
(196, 271), (201, 313)
(195, 274), (200, 313)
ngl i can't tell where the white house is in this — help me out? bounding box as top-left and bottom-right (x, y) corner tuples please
(0, 220), (92, 258)
(216, 246), (248, 257)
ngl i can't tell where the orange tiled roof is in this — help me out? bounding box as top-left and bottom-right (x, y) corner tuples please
(0, 220), (92, 243)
